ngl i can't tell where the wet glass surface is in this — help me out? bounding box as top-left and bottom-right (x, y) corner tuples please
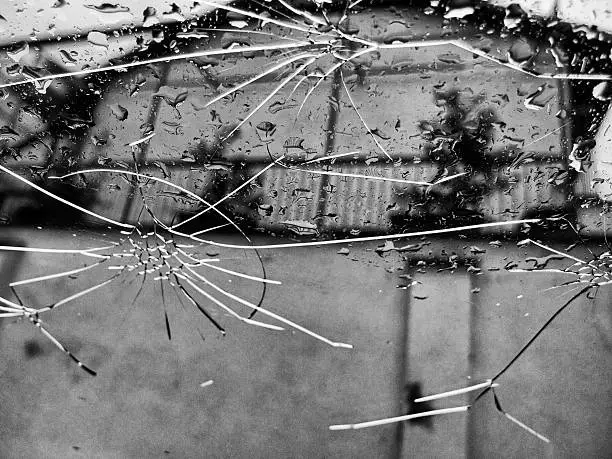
(0, 1), (611, 457)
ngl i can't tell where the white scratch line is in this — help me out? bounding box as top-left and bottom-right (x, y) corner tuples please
(330, 406), (469, 430)
(127, 132), (156, 147)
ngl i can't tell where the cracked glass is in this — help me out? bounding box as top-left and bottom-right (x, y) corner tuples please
(0, 1), (611, 457)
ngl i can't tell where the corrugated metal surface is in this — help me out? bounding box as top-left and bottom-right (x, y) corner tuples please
(258, 160), (568, 233)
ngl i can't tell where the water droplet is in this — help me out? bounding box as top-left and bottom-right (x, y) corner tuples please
(59, 49), (78, 66)
(258, 204), (273, 217)
(504, 4), (525, 29)
(283, 137), (305, 150)
(161, 3), (183, 21)
(110, 104), (128, 121)
(34, 80), (53, 94)
(152, 29), (164, 43)
(143, 7), (159, 27)
(592, 82), (612, 101)
(281, 220), (318, 236)
(469, 246), (486, 254)
(7, 42), (29, 63)
(84, 3), (130, 14)
(229, 20), (248, 29)
(153, 86), (188, 107)
(375, 241), (395, 255)
(256, 121), (276, 135)
(525, 255), (565, 269)
(371, 127), (391, 140)
(437, 52), (463, 65)
(523, 85), (555, 111)
(87, 31), (109, 47)
(508, 39), (536, 65)
(444, 6), (474, 19)
(0, 125), (20, 142)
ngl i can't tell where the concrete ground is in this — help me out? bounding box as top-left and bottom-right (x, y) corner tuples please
(0, 229), (610, 458)
(0, 228), (405, 459)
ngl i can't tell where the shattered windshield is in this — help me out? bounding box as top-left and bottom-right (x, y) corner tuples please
(0, 1), (611, 457)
